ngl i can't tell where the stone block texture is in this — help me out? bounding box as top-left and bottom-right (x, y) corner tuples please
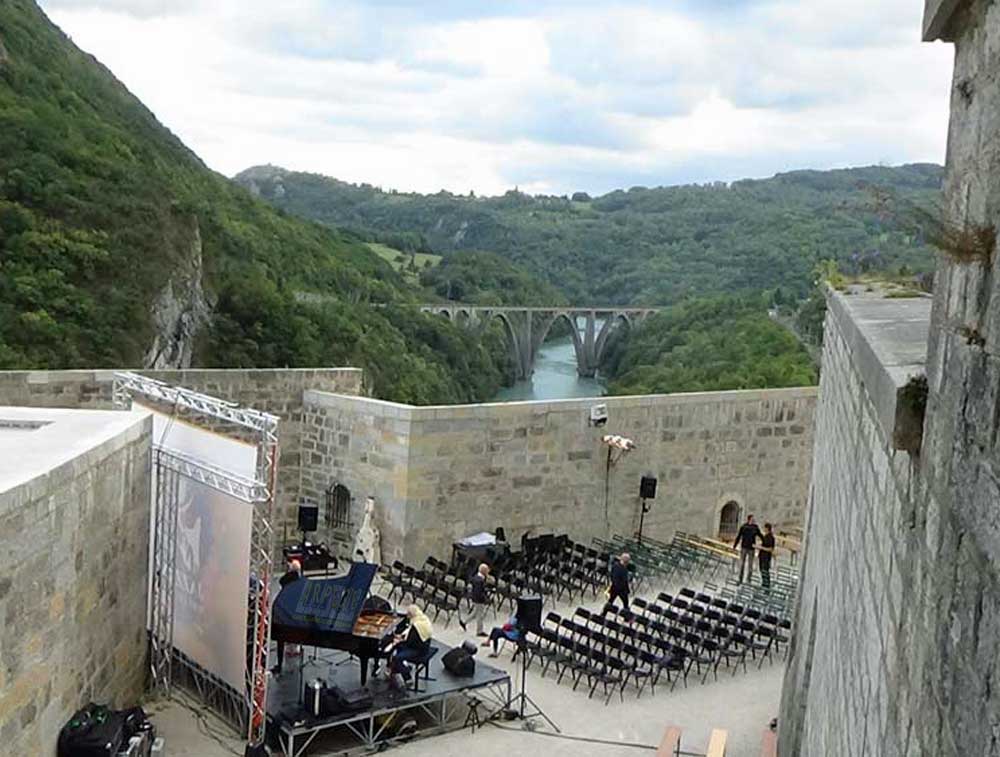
(0, 414), (152, 756)
(301, 387), (816, 563)
(0, 368), (364, 536)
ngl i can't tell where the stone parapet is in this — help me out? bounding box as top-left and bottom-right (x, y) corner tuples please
(302, 386), (817, 562)
(0, 408), (152, 755)
(825, 288), (931, 450)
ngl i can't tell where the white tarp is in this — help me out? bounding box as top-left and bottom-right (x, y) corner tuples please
(140, 403), (257, 692)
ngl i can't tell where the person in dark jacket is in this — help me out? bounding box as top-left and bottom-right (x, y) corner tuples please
(271, 558), (302, 675)
(759, 523), (776, 589)
(603, 553), (632, 615)
(734, 515), (763, 584)
(458, 563), (491, 636)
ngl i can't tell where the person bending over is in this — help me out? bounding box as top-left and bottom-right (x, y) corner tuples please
(390, 605), (434, 689)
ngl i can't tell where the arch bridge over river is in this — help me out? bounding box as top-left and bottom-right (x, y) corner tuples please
(419, 305), (659, 379)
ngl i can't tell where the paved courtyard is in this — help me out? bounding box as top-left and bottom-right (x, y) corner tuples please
(151, 576), (783, 757)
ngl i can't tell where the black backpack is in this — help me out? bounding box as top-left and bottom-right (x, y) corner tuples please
(57, 704), (126, 757)
(442, 647), (476, 677)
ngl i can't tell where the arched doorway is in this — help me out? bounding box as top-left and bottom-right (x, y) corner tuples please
(719, 500), (741, 540)
(325, 483), (352, 532)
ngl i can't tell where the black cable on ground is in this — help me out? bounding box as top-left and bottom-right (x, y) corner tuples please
(487, 719), (658, 750)
(169, 691), (244, 756)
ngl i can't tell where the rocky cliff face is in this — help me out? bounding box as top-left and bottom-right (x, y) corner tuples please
(144, 214), (211, 369)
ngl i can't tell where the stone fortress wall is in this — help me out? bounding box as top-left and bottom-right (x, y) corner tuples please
(0, 369), (816, 565)
(778, 290), (943, 755)
(0, 408), (152, 755)
(299, 386), (816, 562)
(779, 2), (1000, 750)
(0, 368), (364, 535)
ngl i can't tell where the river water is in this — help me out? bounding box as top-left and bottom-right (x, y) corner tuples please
(492, 335), (606, 401)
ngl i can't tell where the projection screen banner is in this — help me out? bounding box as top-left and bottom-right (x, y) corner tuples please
(139, 403), (258, 693)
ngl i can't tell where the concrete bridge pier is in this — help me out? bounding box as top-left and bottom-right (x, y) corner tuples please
(419, 305), (658, 380)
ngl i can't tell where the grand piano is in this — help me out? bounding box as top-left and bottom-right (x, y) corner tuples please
(271, 563), (399, 685)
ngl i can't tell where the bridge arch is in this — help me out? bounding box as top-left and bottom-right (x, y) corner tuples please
(485, 310), (525, 379)
(594, 312), (633, 367)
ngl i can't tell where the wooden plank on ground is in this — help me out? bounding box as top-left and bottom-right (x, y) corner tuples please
(706, 728), (728, 757)
(760, 729), (778, 757)
(656, 726), (682, 756)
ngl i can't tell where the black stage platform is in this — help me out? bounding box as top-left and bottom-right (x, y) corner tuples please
(267, 644), (511, 756)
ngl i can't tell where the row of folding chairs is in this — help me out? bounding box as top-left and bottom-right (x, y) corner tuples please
(515, 611), (688, 704)
(572, 595), (785, 684)
(628, 586), (792, 661)
(453, 539), (615, 606)
(380, 560), (462, 625)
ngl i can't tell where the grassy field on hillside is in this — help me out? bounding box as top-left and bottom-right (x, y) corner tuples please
(368, 242), (441, 283)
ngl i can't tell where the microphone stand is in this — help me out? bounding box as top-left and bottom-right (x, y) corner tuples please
(506, 633), (559, 732)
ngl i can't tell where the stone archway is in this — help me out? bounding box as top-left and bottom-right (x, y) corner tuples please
(718, 499), (742, 541)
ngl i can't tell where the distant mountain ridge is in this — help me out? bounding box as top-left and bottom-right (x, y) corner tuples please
(235, 163), (944, 306)
(0, 1), (514, 403)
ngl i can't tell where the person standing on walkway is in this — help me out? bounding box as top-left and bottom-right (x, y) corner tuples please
(458, 563), (491, 637)
(759, 523), (776, 589)
(733, 514), (763, 584)
(603, 553), (632, 616)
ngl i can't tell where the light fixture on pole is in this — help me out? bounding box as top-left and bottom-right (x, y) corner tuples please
(601, 434), (636, 533)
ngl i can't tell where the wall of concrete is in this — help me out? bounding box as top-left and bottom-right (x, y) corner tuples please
(0, 409), (152, 755)
(780, 2), (1000, 754)
(0, 369), (363, 533)
(300, 387), (816, 562)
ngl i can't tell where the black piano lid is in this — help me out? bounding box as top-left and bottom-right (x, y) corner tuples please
(272, 562), (377, 634)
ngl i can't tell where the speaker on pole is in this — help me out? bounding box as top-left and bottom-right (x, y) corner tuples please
(298, 504), (319, 533)
(639, 475), (657, 499)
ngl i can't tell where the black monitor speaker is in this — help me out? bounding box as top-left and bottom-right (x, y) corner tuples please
(516, 595), (543, 633)
(298, 504), (319, 533)
(640, 475), (657, 499)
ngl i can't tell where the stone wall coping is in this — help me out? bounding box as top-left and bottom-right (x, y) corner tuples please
(304, 385), (818, 420)
(923, 0), (966, 41)
(0, 406), (151, 516)
(827, 288), (931, 448)
(0, 367), (363, 384)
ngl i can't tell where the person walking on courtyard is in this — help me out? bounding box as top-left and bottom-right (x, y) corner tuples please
(458, 563), (491, 637)
(759, 523), (776, 590)
(734, 514), (763, 584)
(603, 552), (632, 616)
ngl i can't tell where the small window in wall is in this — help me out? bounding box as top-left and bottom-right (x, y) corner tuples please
(325, 483), (351, 531)
(719, 500), (741, 540)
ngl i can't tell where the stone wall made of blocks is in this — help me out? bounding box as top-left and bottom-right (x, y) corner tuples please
(778, 283), (1000, 756)
(0, 368), (364, 540)
(0, 418), (152, 755)
(300, 388), (816, 564)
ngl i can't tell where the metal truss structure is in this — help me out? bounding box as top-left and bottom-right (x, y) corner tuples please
(112, 371), (280, 749)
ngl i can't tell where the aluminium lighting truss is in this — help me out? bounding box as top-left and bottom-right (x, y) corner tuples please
(112, 371), (280, 748)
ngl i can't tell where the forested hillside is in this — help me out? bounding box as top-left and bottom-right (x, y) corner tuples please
(236, 164), (942, 306)
(0, 1), (508, 404)
(604, 296), (817, 395)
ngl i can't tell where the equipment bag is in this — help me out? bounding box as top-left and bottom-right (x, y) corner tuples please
(57, 703), (127, 757)
(442, 647), (476, 677)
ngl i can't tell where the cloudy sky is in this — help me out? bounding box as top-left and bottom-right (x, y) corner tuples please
(39, 0), (954, 196)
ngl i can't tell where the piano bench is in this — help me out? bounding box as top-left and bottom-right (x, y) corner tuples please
(411, 646), (439, 692)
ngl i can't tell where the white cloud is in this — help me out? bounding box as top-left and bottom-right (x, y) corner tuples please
(38, 0), (954, 196)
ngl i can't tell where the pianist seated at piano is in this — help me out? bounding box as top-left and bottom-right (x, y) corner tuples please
(389, 605), (434, 690)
